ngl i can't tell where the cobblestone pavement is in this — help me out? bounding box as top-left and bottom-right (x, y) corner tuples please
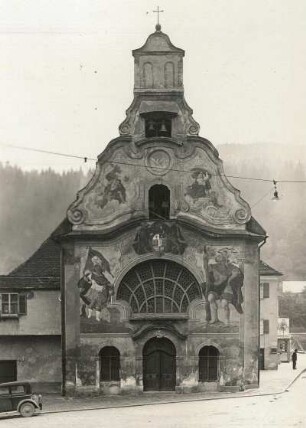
(41, 354), (306, 414)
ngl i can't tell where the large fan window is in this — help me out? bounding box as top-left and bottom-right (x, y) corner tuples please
(117, 260), (201, 315)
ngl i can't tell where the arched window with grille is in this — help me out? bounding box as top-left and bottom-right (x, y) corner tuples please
(199, 346), (219, 382)
(117, 260), (201, 316)
(99, 346), (120, 382)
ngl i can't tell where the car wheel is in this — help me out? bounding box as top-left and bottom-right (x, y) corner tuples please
(19, 402), (35, 417)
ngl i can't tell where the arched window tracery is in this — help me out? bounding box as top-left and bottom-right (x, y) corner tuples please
(117, 260), (201, 315)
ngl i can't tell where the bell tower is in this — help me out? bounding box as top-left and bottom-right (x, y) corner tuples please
(119, 23), (200, 142)
(132, 24), (184, 92)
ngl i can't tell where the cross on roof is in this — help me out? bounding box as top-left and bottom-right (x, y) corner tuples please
(153, 6), (164, 26)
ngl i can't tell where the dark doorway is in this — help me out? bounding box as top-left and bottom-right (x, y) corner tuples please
(199, 346), (219, 382)
(0, 361), (17, 383)
(149, 184), (170, 220)
(259, 348), (265, 370)
(143, 337), (176, 391)
(100, 347), (120, 381)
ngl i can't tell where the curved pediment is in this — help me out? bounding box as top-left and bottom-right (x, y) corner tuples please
(67, 137), (251, 232)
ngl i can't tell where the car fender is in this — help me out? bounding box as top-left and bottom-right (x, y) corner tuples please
(17, 399), (39, 412)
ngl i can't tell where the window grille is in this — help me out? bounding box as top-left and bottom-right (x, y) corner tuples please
(100, 347), (120, 382)
(117, 260), (201, 315)
(199, 346), (220, 382)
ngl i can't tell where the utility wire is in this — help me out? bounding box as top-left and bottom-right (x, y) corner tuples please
(251, 187), (275, 208)
(0, 142), (95, 162)
(1, 141), (306, 184)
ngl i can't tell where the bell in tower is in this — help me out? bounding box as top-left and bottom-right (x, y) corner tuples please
(119, 21), (200, 142)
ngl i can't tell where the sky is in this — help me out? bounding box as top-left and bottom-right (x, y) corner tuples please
(282, 281), (306, 294)
(1, 0), (306, 170)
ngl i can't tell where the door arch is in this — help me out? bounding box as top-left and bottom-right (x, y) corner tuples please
(143, 337), (176, 391)
(199, 346), (219, 382)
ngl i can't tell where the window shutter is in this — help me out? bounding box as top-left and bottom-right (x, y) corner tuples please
(263, 320), (269, 334)
(260, 320), (263, 335)
(19, 294), (27, 315)
(263, 283), (270, 298)
(260, 284), (263, 299)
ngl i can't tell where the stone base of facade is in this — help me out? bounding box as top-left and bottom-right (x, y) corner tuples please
(63, 381), (262, 396)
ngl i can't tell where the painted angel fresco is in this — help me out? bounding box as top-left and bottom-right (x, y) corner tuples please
(95, 165), (127, 210)
(186, 168), (212, 199)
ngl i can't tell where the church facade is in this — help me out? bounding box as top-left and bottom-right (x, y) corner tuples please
(59, 25), (266, 395)
(0, 25), (267, 395)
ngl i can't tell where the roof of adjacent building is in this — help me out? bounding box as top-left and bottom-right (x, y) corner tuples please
(259, 260), (283, 277)
(0, 238), (60, 290)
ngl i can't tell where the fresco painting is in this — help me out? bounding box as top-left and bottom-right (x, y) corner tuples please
(68, 146), (251, 230)
(189, 244), (244, 328)
(95, 165), (127, 210)
(185, 168), (212, 199)
(184, 167), (231, 223)
(78, 247), (115, 322)
(203, 245), (244, 325)
(72, 162), (139, 225)
(77, 236), (244, 331)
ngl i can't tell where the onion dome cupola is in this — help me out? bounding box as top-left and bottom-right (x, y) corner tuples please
(119, 25), (200, 142)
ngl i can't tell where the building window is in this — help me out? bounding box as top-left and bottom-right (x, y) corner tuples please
(0, 293), (27, 317)
(149, 184), (170, 220)
(117, 259), (201, 316)
(0, 361), (17, 383)
(100, 347), (120, 382)
(199, 346), (219, 382)
(260, 282), (270, 298)
(263, 320), (269, 334)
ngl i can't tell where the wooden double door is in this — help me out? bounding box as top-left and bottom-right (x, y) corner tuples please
(143, 337), (176, 391)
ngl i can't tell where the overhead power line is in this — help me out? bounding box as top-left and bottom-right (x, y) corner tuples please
(1, 141), (306, 184)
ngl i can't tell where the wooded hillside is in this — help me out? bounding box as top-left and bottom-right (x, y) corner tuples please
(1, 143), (305, 279)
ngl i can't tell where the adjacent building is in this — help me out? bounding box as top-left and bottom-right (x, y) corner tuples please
(259, 261), (283, 370)
(0, 25), (267, 394)
(0, 239), (62, 391)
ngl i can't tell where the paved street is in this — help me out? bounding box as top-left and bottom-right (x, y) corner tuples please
(1, 368), (306, 427)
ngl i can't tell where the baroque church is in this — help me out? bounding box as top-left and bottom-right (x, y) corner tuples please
(0, 24), (267, 395)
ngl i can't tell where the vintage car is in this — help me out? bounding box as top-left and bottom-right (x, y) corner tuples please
(0, 381), (42, 417)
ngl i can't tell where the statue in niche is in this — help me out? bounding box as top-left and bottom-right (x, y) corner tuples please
(78, 248), (114, 321)
(95, 165), (127, 210)
(202, 246), (244, 325)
